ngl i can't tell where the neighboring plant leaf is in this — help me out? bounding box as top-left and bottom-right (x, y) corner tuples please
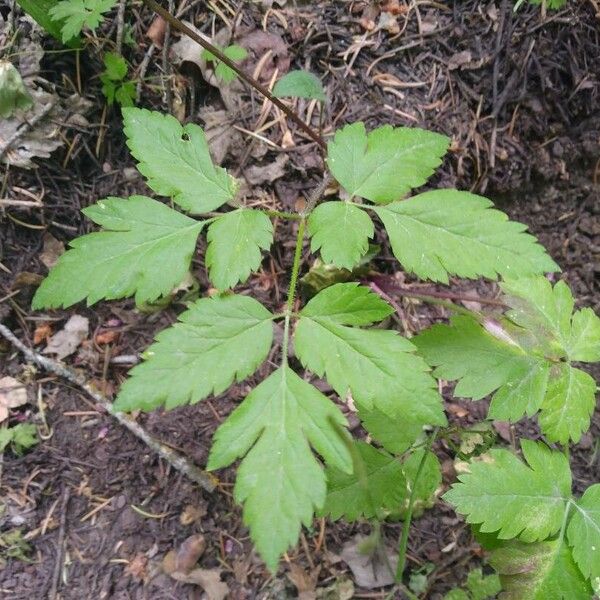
(567, 484), (600, 580)
(321, 441), (406, 521)
(202, 45), (248, 83)
(443, 590), (469, 600)
(122, 108), (238, 213)
(113, 295), (273, 411)
(444, 441), (571, 542)
(0, 63), (33, 119)
(273, 70), (326, 101)
(205, 209), (273, 290)
(16, 0), (68, 43)
(100, 53), (134, 107)
(113, 81), (135, 107)
(308, 202), (373, 270)
(538, 363), (596, 444)
(327, 122), (450, 204)
(488, 538), (591, 599)
(49, 0), (116, 43)
(207, 366), (352, 572)
(295, 285), (446, 423)
(0, 424), (38, 454)
(32, 196), (203, 308)
(465, 568), (502, 600)
(102, 52), (127, 80)
(414, 315), (549, 422)
(373, 190), (558, 283)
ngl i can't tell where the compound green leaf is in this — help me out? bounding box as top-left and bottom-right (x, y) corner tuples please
(123, 108), (237, 213)
(308, 202), (374, 270)
(321, 441), (406, 521)
(113, 294), (273, 412)
(489, 538), (591, 600)
(567, 484), (600, 580)
(414, 315), (549, 422)
(207, 366), (351, 571)
(273, 70), (326, 101)
(539, 364), (596, 444)
(206, 209), (273, 289)
(49, 0), (115, 42)
(299, 283), (393, 326)
(374, 190), (558, 283)
(444, 441), (571, 542)
(295, 286), (445, 423)
(327, 122), (449, 203)
(32, 196), (203, 308)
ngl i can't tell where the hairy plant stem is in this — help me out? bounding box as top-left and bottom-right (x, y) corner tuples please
(141, 0), (326, 150)
(395, 427), (439, 583)
(281, 218), (306, 365)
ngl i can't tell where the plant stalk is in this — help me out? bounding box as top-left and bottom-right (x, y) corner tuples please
(281, 218), (306, 364)
(395, 428), (439, 582)
(141, 0), (326, 150)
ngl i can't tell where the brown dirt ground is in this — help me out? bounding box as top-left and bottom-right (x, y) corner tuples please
(1, 1), (599, 598)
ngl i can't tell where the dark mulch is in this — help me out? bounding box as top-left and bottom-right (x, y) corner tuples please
(1, 1), (599, 598)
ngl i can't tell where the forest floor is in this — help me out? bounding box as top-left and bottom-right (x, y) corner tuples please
(1, 1), (599, 599)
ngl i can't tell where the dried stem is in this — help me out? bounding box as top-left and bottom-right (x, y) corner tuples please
(141, 0), (326, 150)
(0, 323), (217, 493)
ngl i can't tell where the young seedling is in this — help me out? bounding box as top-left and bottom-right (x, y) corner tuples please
(100, 52), (135, 107)
(202, 45), (248, 84)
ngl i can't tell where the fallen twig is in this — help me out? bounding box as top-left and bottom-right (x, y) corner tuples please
(0, 323), (217, 493)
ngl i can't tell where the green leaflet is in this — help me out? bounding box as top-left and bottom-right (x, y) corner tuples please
(122, 108), (237, 213)
(489, 539), (591, 599)
(32, 196), (203, 308)
(113, 295), (273, 412)
(207, 366), (352, 572)
(205, 209), (273, 290)
(321, 441), (406, 521)
(443, 568), (501, 600)
(327, 122), (449, 203)
(358, 404), (428, 455)
(0, 424), (38, 455)
(49, 0), (116, 43)
(373, 190), (558, 283)
(444, 441), (571, 542)
(539, 363), (596, 444)
(273, 70), (326, 102)
(299, 282), (393, 325)
(502, 277), (600, 361)
(399, 449), (442, 518)
(567, 484), (600, 580)
(295, 285), (446, 423)
(308, 202), (374, 270)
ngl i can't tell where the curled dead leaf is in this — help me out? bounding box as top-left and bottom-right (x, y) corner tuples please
(43, 315), (89, 360)
(0, 377), (28, 423)
(162, 534), (206, 574)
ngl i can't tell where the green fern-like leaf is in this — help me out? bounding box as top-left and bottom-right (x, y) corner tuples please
(122, 108), (238, 213)
(49, 0), (116, 43)
(207, 366), (352, 571)
(32, 196), (204, 308)
(113, 294), (274, 411)
(295, 284), (446, 423)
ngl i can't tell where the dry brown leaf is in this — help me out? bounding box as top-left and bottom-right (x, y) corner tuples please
(43, 315), (89, 359)
(162, 534), (206, 574)
(170, 568), (229, 600)
(95, 330), (119, 345)
(340, 535), (398, 589)
(288, 563), (320, 600)
(179, 504), (206, 526)
(39, 233), (65, 269)
(33, 323), (52, 345)
(146, 15), (167, 48)
(125, 554), (148, 581)
(0, 376), (28, 423)
(244, 154), (289, 185)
